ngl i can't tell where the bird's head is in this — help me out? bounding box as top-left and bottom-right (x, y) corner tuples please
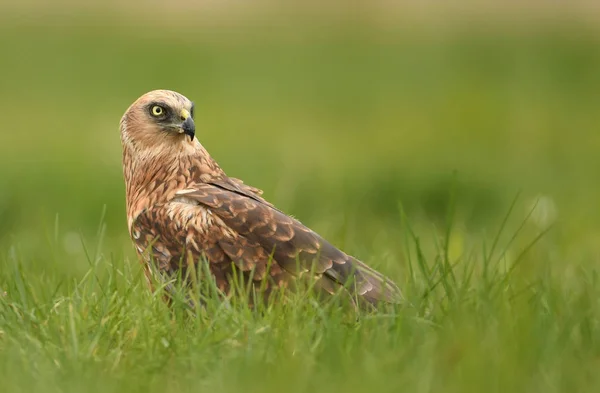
(120, 90), (196, 152)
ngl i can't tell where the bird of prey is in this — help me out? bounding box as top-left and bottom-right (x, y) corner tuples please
(120, 90), (401, 310)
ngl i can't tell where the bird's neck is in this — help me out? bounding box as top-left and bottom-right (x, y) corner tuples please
(122, 139), (225, 230)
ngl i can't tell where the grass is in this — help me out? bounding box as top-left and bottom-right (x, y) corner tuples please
(1, 198), (595, 393)
(1, 8), (600, 393)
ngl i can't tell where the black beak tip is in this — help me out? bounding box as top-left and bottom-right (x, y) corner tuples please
(182, 118), (196, 141)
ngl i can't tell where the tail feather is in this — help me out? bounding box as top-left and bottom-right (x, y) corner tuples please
(346, 257), (403, 306)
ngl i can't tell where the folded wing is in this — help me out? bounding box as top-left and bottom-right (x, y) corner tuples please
(174, 181), (402, 306)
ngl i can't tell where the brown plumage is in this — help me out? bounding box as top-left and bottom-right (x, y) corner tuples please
(120, 89), (401, 309)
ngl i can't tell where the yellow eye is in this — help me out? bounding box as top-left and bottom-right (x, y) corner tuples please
(151, 105), (164, 117)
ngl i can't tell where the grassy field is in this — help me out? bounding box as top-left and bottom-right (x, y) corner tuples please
(1, 7), (600, 392)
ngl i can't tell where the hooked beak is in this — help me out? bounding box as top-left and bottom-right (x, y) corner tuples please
(181, 116), (195, 141)
(181, 110), (196, 141)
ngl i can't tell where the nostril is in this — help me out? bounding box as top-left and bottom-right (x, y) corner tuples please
(181, 116), (186, 121)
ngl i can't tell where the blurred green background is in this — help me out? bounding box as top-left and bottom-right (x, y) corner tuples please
(1, 2), (599, 272)
(1, 2), (600, 391)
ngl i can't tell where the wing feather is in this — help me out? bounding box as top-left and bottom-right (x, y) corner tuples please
(178, 182), (402, 305)
(132, 180), (401, 306)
